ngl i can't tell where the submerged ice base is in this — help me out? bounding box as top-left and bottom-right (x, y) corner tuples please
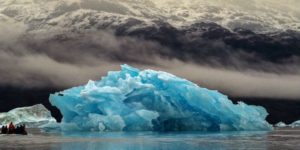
(49, 65), (272, 132)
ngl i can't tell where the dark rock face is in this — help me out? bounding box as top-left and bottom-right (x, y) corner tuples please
(113, 21), (300, 65)
(17, 18), (300, 70)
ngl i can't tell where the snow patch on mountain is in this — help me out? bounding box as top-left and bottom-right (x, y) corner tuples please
(0, 0), (299, 33)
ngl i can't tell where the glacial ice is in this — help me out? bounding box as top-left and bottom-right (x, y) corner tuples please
(49, 65), (272, 132)
(0, 104), (57, 128)
(290, 120), (300, 127)
(274, 121), (300, 128)
(275, 122), (287, 128)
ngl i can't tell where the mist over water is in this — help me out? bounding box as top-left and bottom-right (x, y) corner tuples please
(0, 26), (299, 99)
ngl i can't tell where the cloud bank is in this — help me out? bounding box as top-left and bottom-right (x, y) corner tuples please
(0, 20), (300, 100)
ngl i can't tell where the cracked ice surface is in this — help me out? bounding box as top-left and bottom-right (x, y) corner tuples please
(49, 65), (272, 132)
(0, 104), (56, 128)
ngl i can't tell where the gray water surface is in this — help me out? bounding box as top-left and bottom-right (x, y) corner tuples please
(0, 128), (299, 150)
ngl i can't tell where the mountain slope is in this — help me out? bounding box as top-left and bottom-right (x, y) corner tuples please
(1, 0), (300, 32)
(0, 0), (299, 67)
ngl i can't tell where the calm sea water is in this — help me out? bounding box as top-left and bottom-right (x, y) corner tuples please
(0, 128), (299, 150)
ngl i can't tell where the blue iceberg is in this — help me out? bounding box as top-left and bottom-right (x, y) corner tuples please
(49, 65), (272, 132)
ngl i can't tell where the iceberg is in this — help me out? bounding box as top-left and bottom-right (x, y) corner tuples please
(290, 120), (300, 128)
(274, 120), (300, 128)
(275, 122), (287, 128)
(0, 104), (57, 128)
(49, 65), (272, 132)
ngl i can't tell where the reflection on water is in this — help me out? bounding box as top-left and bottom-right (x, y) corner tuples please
(0, 128), (299, 150)
(58, 131), (269, 150)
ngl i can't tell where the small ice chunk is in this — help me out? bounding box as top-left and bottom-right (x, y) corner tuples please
(290, 120), (300, 128)
(0, 104), (56, 128)
(275, 122), (287, 128)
